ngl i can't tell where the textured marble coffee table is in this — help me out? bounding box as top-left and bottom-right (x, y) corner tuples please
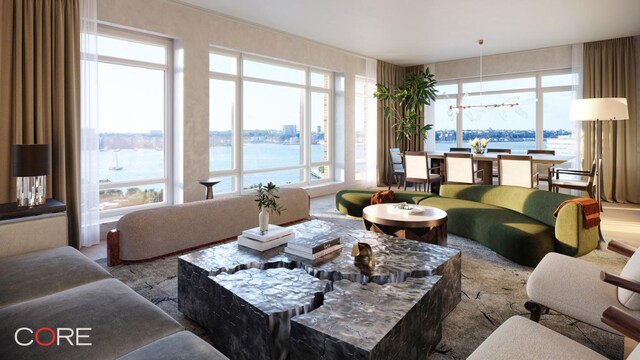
(178, 219), (460, 360)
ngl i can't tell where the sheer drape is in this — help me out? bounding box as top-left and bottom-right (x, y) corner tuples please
(0, 0), (81, 247)
(80, 0), (100, 247)
(582, 37), (638, 203)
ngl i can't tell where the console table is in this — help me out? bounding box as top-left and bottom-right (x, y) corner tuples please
(0, 199), (67, 258)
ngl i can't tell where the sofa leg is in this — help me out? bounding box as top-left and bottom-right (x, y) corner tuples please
(524, 300), (548, 322)
(107, 229), (122, 267)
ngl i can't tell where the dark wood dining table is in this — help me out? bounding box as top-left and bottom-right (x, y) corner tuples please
(426, 151), (573, 185)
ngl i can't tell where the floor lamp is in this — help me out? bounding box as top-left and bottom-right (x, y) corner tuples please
(569, 98), (629, 243)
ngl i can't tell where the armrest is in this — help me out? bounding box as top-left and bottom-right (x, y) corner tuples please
(601, 306), (640, 342)
(601, 271), (640, 294)
(608, 240), (636, 258)
(550, 168), (590, 176)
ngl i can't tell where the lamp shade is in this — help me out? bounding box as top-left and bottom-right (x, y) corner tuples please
(569, 98), (629, 121)
(11, 144), (50, 177)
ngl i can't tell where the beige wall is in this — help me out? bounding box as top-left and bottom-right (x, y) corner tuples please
(98, 0), (370, 203)
(426, 44), (573, 80)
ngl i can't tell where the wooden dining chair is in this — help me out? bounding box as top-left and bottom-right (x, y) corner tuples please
(527, 149), (556, 188)
(387, 148), (405, 190)
(486, 149), (512, 180)
(497, 154), (539, 188)
(444, 152), (483, 184)
(449, 147), (471, 152)
(548, 159), (598, 199)
(403, 152), (441, 192)
(486, 148), (512, 154)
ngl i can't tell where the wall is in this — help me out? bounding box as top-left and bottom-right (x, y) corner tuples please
(97, 0), (370, 204)
(636, 36), (640, 203)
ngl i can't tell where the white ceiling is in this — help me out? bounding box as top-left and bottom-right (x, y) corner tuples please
(175, 0), (640, 66)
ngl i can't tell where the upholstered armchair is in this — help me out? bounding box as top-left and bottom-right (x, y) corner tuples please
(525, 240), (640, 336)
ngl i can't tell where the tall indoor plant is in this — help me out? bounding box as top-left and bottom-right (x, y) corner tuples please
(255, 182), (284, 232)
(373, 68), (438, 150)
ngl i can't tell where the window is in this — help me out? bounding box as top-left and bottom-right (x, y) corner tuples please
(96, 28), (172, 214)
(355, 77), (377, 181)
(432, 71), (577, 156)
(209, 50), (333, 192)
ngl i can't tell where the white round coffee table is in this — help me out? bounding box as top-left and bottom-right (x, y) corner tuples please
(362, 203), (448, 246)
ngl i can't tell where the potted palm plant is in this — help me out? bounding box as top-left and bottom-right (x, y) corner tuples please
(373, 68), (438, 150)
(255, 182), (285, 232)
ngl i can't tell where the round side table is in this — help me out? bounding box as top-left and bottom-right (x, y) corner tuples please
(362, 203), (448, 246)
(198, 178), (221, 200)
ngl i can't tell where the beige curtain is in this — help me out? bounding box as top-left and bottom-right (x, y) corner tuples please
(376, 61), (406, 186)
(376, 62), (429, 186)
(0, 0), (81, 246)
(582, 37), (638, 203)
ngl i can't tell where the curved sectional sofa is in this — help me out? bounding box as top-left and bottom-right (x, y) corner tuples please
(336, 185), (598, 267)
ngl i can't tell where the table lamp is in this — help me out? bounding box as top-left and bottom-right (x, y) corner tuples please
(11, 144), (50, 207)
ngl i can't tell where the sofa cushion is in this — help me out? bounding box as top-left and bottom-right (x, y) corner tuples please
(619, 249), (640, 310)
(118, 187), (310, 261)
(336, 189), (435, 217)
(0, 279), (183, 360)
(0, 246), (112, 308)
(468, 316), (606, 360)
(118, 331), (228, 360)
(439, 184), (577, 228)
(420, 197), (555, 267)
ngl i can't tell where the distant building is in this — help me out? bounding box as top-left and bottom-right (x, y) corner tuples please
(283, 125), (297, 136)
(317, 125), (322, 134)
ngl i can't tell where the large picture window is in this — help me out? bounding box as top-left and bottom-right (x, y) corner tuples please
(209, 50), (333, 193)
(433, 71), (578, 159)
(96, 28), (172, 214)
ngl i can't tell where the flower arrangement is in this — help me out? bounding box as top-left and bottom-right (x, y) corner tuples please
(468, 138), (490, 154)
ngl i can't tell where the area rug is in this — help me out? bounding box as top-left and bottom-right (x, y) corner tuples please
(98, 205), (627, 359)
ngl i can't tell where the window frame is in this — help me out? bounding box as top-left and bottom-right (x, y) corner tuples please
(432, 69), (576, 153)
(208, 48), (334, 193)
(96, 25), (174, 218)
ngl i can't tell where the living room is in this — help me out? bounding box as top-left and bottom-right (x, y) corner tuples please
(1, 0), (640, 359)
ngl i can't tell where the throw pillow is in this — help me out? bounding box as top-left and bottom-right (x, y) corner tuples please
(618, 249), (640, 310)
(371, 190), (395, 205)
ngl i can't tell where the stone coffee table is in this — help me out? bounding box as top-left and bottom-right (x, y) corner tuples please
(178, 219), (460, 360)
(362, 204), (448, 246)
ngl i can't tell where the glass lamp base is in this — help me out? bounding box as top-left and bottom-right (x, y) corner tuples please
(16, 176), (47, 207)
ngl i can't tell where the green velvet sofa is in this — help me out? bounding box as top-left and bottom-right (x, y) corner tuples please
(335, 185), (598, 267)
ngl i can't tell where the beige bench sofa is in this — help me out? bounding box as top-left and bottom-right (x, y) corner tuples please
(0, 246), (225, 359)
(108, 188), (310, 266)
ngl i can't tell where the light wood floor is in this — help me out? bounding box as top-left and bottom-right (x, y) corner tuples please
(81, 193), (640, 260)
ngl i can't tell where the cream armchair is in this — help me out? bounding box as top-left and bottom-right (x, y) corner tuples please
(525, 240), (640, 335)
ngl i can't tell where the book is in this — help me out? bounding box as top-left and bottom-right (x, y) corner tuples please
(237, 233), (293, 251)
(287, 235), (341, 254)
(284, 244), (344, 260)
(242, 225), (292, 242)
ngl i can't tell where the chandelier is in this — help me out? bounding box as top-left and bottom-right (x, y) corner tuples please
(449, 39), (521, 113)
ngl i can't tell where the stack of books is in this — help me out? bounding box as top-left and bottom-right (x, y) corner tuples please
(237, 225), (294, 251)
(284, 234), (342, 260)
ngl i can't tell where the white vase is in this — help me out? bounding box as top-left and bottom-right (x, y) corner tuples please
(259, 209), (269, 232)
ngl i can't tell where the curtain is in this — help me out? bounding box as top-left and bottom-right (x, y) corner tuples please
(582, 37), (638, 203)
(80, 0), (100, 247)
(0, 0), (82, 246)
(376, 61), (406, 186)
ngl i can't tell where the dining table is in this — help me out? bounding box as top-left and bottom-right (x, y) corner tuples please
(426, 151), (574, 185)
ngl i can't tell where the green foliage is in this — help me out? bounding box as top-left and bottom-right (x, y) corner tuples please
(373, 68), (438, 148)
(255, 182), (285, 215)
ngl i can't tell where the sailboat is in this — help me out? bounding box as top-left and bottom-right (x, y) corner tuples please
(109, 150), (123, 171)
